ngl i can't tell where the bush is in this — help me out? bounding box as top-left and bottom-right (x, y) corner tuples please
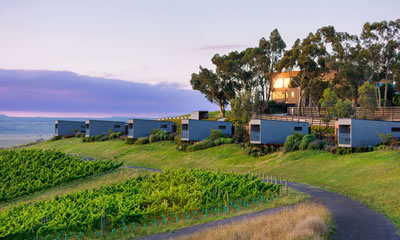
(299, 134), (317, 150)
(307, 139), (327, 150)
(74, 132), (85, 138)
(210, 129), (224, 140)
(125, 138), (136, 145)
(168, 133), (177, 141)
(336, 147), (352, 155)
(149, 134), (160, 143)
(135, 137), (149, 145)
(233, 124), (249, 143)
(283, 132), (304, 153)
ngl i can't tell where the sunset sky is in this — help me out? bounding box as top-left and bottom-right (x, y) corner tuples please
(1, 0), (399, 117)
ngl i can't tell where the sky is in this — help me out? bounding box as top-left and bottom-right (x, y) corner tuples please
(0, 0), (399, 117)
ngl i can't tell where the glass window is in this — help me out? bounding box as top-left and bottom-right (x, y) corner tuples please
(182, 124), (188, 130)
(294, 126), (302, 131)
(218, 125), (226, 130)
(114, 125), (121, 128)
(392, 127), (400, 132)
(161, 124), (168, 128)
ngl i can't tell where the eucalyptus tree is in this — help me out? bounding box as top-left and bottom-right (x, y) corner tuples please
(318, 26), (362, 107)
(277, 30), (330, 114)
(190, 67), (234, 118)
(360, 19), (400, 106)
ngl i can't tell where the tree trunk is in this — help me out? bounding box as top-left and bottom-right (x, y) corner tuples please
(384, 71), (389, 107)
(219, 105), (225, 118)
(377, 83), (382, 107)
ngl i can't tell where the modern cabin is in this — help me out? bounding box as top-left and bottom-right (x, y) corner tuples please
(127, 119), (175, 138)
(85, 120), (126, 137)
(55, 120), (85, 136)
(181, 119), (232, 141)
(249, 119), (310, 144)
(337, 118), (400, 147)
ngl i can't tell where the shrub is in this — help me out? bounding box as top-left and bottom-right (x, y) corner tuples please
(283, 132), (304, 153)
(135, 137), (149, 145)
(233, 124), (249, 143)
(210, 129), (224, 140)
(299, 134), (317, 150)
(307, 139), (327, 150)
(149, 134), (160, 143)
(168, 133), (177, 141)
(220, 137), (233, 144)
(125, 138), (136, 145)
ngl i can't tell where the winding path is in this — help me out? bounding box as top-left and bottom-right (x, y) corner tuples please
(131, 166), (400, 240)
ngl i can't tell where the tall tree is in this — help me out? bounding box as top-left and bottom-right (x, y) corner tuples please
(190, 67), (234, 118)
(358, 82), (377, 119)
(360, 19), (400, 107)
(277, 31), (330, 114)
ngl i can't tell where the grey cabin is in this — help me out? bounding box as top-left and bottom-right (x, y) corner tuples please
(181, 119), (232, 141)
(85, 120), (126, 137)
(337, 118), (400, 147)
(250, 119), (310, 144)
(127, 119), (175, 138)
(55, 120), (85, 136)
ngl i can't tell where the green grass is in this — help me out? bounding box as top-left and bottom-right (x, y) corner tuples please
(29, 138), (400, 230)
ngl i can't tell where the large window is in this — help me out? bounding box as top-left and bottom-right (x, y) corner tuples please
(55, 124), (58, 128)
(161, 124), (168, 128)
(218, 125), (226, 130)
(114, 125), (121, 128)
(182, 124), (188, 130)
(128, 123), (133, 128)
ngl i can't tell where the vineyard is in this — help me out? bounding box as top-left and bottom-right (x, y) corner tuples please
(0, 149), (122, 202)
(0, 169), (281, 239)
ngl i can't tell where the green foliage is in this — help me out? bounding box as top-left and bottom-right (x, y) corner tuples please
(243, 143), (279, 157)
(210, 129), (224, 140)
(190, 67), (231, 118)
(311, 126), (334, 136)
(267, 100), (287, 114)
(135, 137), (149, 145)
(320, 88), (338, 123)
(377, 131), (394, 146)
(0, 169), (281, 239)
(186, 137), (234, 152)
(283, 132), (305, 153)
(358, 82), (377, 119)
(299, 134), (317, 150)
(336, 147), (353, 155)
(0, 149), (121, 202)
(307, 139), (327, 150)
(335, 99), (354, 118)
(233, 124), (249, 143)
(125, 137), (136, 145)
(393, 95), (400, 106)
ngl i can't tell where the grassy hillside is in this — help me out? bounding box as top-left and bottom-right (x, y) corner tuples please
(30, 138), (400, 229)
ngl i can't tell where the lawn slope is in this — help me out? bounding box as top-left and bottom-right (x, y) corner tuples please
(30, 138), (400, 229)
